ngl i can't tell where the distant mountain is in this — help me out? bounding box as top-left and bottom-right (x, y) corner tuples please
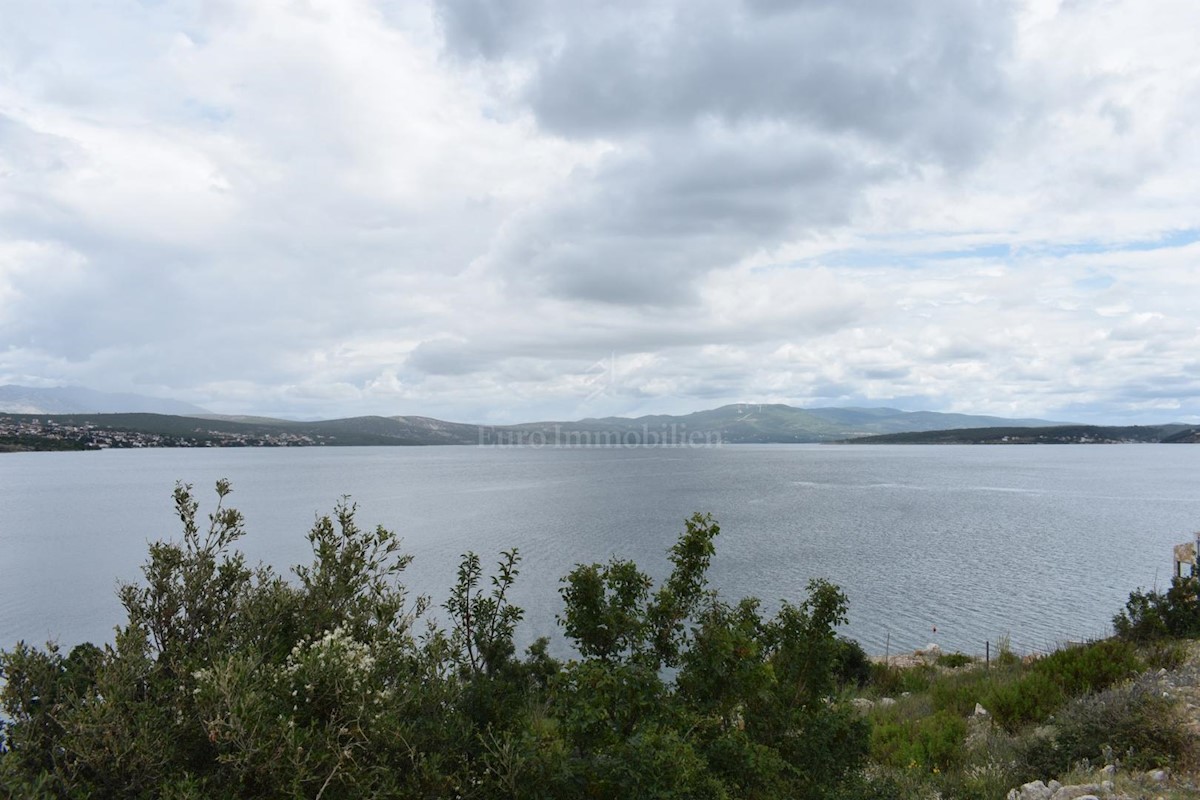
(0, 385), (210, 416)
(499, 404), (1068, 444)
(0, 401), (1083, 449)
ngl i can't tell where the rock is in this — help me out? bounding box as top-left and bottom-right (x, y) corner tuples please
(850, 698), (874, 711)
(1012, 780), (1052, 800)
(1047, 780), (1062, 793)
(1050, 785), (1103, 800)
(1101, 764), (1115, 776)
(974, 702), (989, 716)
(926, 643), (941, 654)
(1101, 780), (1113, 791)
(878, 697), (896, 708)
(1146, 768), (1169, 783)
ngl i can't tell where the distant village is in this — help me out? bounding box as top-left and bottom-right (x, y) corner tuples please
(0, 416), (322, 450)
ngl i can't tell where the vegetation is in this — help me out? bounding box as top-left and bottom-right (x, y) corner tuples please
(843, 424), (1191, 445)
(935, 651), (974, 669)
(1114, 574), (1200, 640)
(0, 483), (869, 799)
(0, 403), (1109, 451)
(0, 434), (92, 452)
(3, 482), (1199, 799)
(854, 639), (1195, 798)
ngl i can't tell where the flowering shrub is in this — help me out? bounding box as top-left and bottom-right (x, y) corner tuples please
(0, 482), (867, 799)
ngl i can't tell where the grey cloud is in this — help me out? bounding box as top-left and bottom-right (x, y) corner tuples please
(439, 0), (1014, 164)
(406, 338), (496, 376)
(445, 0), (1018, 308)
(807, 381), (857, 398)
(862, 367), (909, 380)
(2, 0), (1197, 424)
(1112, 375), (1200, 403)
(431, 0), (547, 59)
(491, 132), (885, 304)
(932, 343), (989, 361)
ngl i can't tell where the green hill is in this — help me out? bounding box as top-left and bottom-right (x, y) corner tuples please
(843, 424), (1194, 444)
(0, 405), (1123, 450)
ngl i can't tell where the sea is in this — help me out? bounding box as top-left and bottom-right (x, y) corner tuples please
(1, 443), (1197, 658)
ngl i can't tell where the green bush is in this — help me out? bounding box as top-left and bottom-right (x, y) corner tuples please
(984, 671), (1065, 733)
(981, 640), (1142, 733)
(1019, 682), (1193, 774)
(0, 482), (870, 800)
(867, 662), (934, 697)
(930, 669), (996, 717)
(935, 652), (973, 669)
(870, 710), (967, 771)
(1142, 639), (1187, 671)
(1031, 639), (1142, 696)
(1114, 575), (1200, 641)
(1054, 682), (1192, 769)
(994, 635), (1021, 667)
(834, 636), (873, 688)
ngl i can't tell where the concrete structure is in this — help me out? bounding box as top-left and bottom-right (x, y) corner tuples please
(1173, 536), (1199, 577)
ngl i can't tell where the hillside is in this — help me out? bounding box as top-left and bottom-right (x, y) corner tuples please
(843, 424), (1196, 444)
(0, 404), (1118, 450)
(501, 404), (1065, 444)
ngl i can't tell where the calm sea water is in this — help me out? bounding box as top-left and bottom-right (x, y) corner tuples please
(1, 444), (1197, 657)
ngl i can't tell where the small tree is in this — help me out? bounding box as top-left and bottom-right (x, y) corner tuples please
(1114, 575), (1200, 641)
(2, 485), (869, 799)
(558, 512), (719, 669)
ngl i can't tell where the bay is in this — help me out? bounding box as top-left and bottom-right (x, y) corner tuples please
(1, 443), (1197, 658)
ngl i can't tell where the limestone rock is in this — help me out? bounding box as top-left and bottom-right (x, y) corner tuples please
(1009, 780), (1052, 800)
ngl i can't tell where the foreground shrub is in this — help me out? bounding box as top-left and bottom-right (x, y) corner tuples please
(984, 639), (1142, 733)
(870, 710), (966, 771)
(0, 482), (869, 800)
(1114, 575), (1200, 641)
(834, 636), (873, 688)
(984, 672), (1065, 733)
(867, 662), (934, 697)
(1019, 681), (1193, 775)
(1030, 639), (1142, 696)
(1142, 639), (1188, 671)
(935, 652), (973, 669)
(930, 668), (1001, 718)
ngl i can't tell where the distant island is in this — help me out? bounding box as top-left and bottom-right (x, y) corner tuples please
(0, 403), (1076, 451)
(843, 424), (1199, 445)
(2, 404), (1195, 452)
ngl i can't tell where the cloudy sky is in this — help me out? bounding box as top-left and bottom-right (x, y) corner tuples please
(1, 0), (1198, 423)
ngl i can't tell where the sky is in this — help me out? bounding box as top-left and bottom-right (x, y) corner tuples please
(1, 0), (1198, 424)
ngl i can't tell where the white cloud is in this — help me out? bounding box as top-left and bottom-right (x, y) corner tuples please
(0, 0), (1197, 423)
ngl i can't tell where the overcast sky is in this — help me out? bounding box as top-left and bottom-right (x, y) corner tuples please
(1, 0), (1198, 423)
